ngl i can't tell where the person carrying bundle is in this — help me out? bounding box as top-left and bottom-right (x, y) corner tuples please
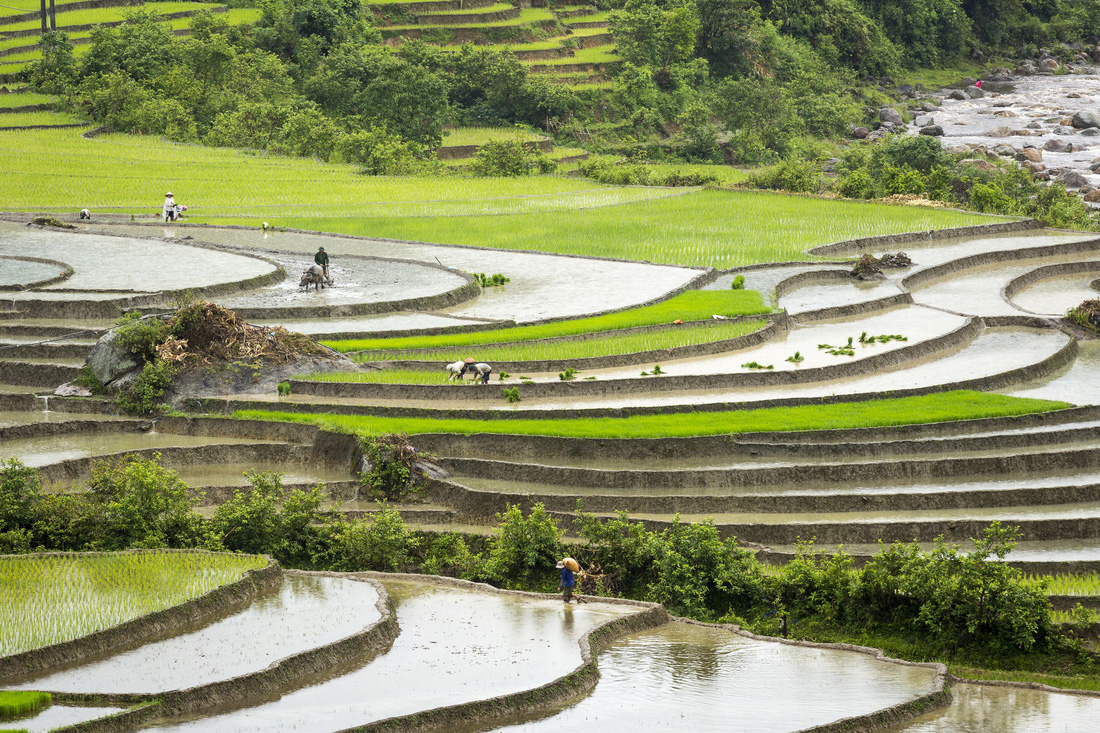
(556, 557), (580, 603)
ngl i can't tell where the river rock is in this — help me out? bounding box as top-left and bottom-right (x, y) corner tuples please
(1044, 139), (1071, 152)
(988, 126), (1013, 138)
(965, 85), (985, 99)
(920, 102), (939, 112)
(1073, 110), (1100, 129)
(919, 125), (945, 136)
(1016, 147), (1043, 162)
(994, 144), (1016, 156)
(850, 126), (870, 139)
(1055, 125), (1077, 135)
(948, 90), (968, 100)
(945, 144), (971, 155)
(1068, 93), (1083, 99)
(914, 115), (934, 127)
(1021, 160), (1046, 176)
(1026, 121), (1042, 129)
(1016, 60), (1039, 75)
(54, 383), (93, 397)
(1081, 128), (1100, 137)
(896, 84), (915, 96)
(961, 158), (997, 172)
(86, 330), (141, 387)
(1062, 171), (1090, 188)
(1085, 189), (1100, 202)
(1040, 58), (1060, 72)
(880, 107), (904, 125)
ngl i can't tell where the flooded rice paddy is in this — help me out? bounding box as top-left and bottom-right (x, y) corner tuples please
(147, 580), (629, 732)
(485, 622), (937, 732)
(887, 683), (1100, 732)
(14, 575), (380, 694)
(2, 704), (126, 732)
(2, 432), (277, 468)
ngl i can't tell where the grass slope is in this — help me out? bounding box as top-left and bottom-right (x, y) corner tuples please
(277, 189), (1000, 269)
(324, 290), (769, 353)
(235, 391), (1069, 438)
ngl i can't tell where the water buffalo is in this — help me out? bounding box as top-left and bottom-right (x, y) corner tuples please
(299, 264), (333, 291)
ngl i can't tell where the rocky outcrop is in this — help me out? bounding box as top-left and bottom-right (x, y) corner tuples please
(86, 329), (142, 391)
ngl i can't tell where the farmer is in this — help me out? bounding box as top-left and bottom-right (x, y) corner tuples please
(461, 361), (492, 384)
(163, 192), (176, 222)
(556, 559), (577, 603)
(79, 208), (91, 220)
(314, 247), (330, 281)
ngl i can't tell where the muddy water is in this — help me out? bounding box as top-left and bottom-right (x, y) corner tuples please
(887, 682), (1100, 732)
(814, 231), (1094, 264)
(0, 705), (125, 732)
(147, 580), (628, 732)
(1010, 270), (1100, 315)
(15, 575), (380, 694)
(168, 463), (352, 487)
(0, 432), (275, 468)
(93, 224), (699, 324)
(481, 622), (936, 732)
(215, 253), (467, 312)
(780, 279), (901, 315)
(0, 223), (277, 292)
(910, 251), (1100, 316)
(343, 326), (1064, 412)
(704, 264), (849, 300)
(0, 412), (127, 428)
(0, 257), (67, 289)
(1005, 341), (1100, 405)
(514, 306), (965, 383)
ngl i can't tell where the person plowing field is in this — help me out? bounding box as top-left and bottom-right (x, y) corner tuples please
(314, 247), (330, 281)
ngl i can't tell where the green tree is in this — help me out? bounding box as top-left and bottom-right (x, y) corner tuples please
(485, 503), (564, 590)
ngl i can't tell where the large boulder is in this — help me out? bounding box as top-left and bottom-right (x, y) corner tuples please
(1085, 189), (1100, 203)
(1040, 57), (1061, 72)
(879, 107), (904, 125)
(1054, 125), (1078, 135)
(1016, 60), (1040, 75)
(948, 90), (968, 100)
(1021, 160), (1047, 177)
(1044, 139), (1071, 152)
(86, 330), (141, 388)
(1081, 128), (1100, 137)
(920, 101), (939, 112)
(914, 114), (934, 127)
(1016, 147), (1043, 162)
(1062, 171), (1090, 188)
(1073, 110), (1100, 129)
(919, 125), (945, 136)
(850, 126), (870, 139)
(960, 158), (998, 173)
(988, 126), (1013, 138)
(965, 85), (985, 99)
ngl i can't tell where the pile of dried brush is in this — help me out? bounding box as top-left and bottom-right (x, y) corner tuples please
(155, 302), (332, 366)
(851, 252), (914, 278)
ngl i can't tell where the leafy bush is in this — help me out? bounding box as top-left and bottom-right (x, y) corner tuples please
(484, 503), (563, 590)
(358, 434), (421, 501)
(420, 532), (483, 577)
(0, 459), (42, 552)
(114, 312), (169, 363)
(326, 508), (419, 572)
(210, 471), (324, 564)
(118, 360), (177, 414)
(83, 455), (206, 550)
(747, 158), (824, 193)
(470, 138), (556, 177)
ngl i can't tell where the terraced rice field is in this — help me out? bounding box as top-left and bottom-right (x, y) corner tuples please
(0, 551), (266, 656)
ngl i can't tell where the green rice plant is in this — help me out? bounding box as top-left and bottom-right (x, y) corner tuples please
(0, 691), (50, 720)
(0, 92), (54, 108)
(1024, 572), (1100, 596)
(730, 275), (745, 290)
(949, 665), (1100, 693)
(786, 351), (804, 363)
(559, 367), (579, 380)
(347, 320), (767, 364)
(441, 127), (543, 147)
(283, 189), (997, 270)
(325, 290), (768, 353)
(297, 369), (454, 385)
(233, 391), (1070, 439)
(0, 551), (267, 657)
(742, 361), (773, 369)
(503, 387), (522, 403)
(1, 2), (220, 32)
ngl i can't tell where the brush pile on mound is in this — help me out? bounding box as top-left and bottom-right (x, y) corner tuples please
(851, 252), (914, 279)
(1067, 299), (1100, 332)
(156, 302), (330, 366)
(83, 301), (355, 412)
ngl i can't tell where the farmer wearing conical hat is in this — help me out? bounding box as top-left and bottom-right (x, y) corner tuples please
(556, 557), (579, 603)
(163, 192), (176, 222)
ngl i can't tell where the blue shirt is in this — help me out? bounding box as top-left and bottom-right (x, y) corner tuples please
(560, 568), (575, 587)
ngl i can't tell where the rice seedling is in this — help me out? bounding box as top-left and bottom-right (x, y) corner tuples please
(0, 111), (87, 127)
(282, 189), (998, 270)
(233, 391), (1069, 439)
(0, 92), (54, 108)
(0, 691), (50, 719)
(742, 361), (773, 369)
(346, 320), (767, 364)
(503, 387), (522, 402)
(0, 551), (267, 657)
(559, 367), (579, 380)
(949, 665), (1100, 693)
(440, 127), (543, 147)
(325, 291), (769, 353)
(786, 352), (804, 363)
(1024, 572), (1100, 596)
(0, 2), (219, 32)
(299, 369), (454, 385)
